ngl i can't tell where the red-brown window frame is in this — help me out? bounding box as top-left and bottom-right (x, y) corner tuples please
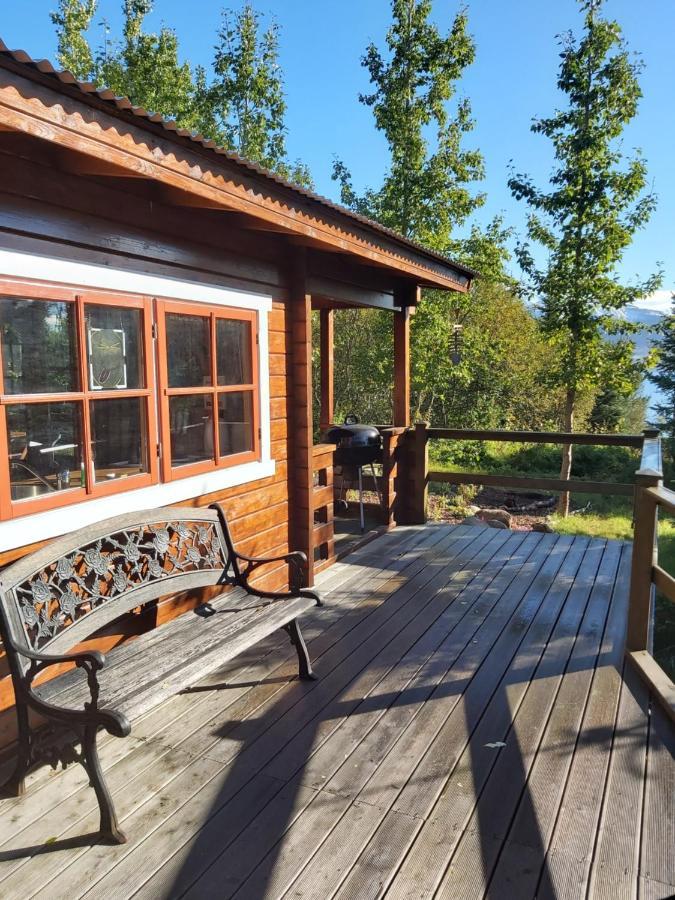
(155, 298), (260, 482)
(0, 278), (158, 520)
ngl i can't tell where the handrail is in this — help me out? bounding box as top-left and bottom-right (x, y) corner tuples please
(420, 425), (651, 499)
(426, 428), (645, 448)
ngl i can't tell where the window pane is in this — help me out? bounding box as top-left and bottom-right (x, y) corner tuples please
(169, 395), (214, 466)
(0, 299), (78, 394)
(85, 305), (144, 390)
(216, 319), (252, 385)
(7, 402), (83, 500)
(165, 313), (211, 388)
(218, 391), (253, 457)
(91, 397), (148, 483)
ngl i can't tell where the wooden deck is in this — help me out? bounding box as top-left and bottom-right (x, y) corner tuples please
(0, 523), (673, 899)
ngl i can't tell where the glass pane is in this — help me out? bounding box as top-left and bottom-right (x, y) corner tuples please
(7, 402), (83, 500)
(0, 298), (78, 394)
(91, 397), (148, 483)
(218, 391), (253, 457)
(216, 319), (252, 385)
(169, 395), (214, 466)
(85, 305), (144, 390)
(165, 313), (211, 388)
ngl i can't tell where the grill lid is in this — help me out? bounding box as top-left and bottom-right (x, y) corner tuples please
(324, 421), (381, 449)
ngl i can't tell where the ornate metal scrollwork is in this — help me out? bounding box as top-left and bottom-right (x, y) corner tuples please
(14, 520), (228, 650)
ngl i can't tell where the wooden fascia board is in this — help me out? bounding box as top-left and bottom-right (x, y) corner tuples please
(0, 68), (470, 292)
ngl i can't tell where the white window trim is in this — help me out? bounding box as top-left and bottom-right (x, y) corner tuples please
(0, 248), (275, 553)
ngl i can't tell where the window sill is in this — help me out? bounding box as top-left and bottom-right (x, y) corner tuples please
(0, 457), (276, 553)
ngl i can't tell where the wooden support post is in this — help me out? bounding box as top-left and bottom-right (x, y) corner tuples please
(380, 428), (404, 529)
(408, 421), (429, 524)
(289, 249), (315, 587)
(626, 478), (659, 652)
(319, 308), (334, 431)
(393, 305), (411, 427)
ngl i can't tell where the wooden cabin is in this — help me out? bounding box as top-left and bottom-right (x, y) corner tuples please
(0, 44), (473, 746)
(0, 44), (673, 899)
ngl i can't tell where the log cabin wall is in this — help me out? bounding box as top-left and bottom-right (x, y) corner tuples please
(0, 145), (297, 748)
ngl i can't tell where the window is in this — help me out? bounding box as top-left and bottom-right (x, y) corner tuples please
(0, 281), (261, 520)
(156, 300), (259, 480)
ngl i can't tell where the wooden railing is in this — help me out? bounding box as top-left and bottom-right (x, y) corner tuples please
(421, 425), (650, 498)
(626, 435), (675, 720)
(312, 443), (335, 574)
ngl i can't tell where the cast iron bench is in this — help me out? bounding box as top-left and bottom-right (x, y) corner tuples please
(0, 502), (320, 845)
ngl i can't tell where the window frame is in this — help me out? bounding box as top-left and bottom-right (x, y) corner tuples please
(0, 278), (159, 520)
(155, 298), (261, 482)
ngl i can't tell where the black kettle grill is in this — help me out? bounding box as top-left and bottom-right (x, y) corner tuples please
(324, 416), (383, 532)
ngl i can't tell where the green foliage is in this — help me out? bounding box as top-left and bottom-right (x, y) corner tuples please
(509, 0), (662, 421)
(212, 5), (312, 184)
(588, 383), (647, 433)
(98, 1), (199, 127)
(50, 1), (312, 185)
(649, 297), (675, 459)
(332, 0), (484, 251)
(412, 280), (563, 429)
(50, 0), (97, 80)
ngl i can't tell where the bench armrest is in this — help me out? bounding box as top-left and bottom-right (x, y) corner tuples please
(7, 639), (129, 737)
(235, 548), (306, 587)
(209, 502), (320, 604)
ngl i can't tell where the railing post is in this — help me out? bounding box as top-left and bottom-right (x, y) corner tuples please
(409, 421), (429, 524)
(627, 483), (659, 651)
(627, 429), (663, 652)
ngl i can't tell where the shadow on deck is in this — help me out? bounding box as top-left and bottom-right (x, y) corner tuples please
(0, 524), (672, 899)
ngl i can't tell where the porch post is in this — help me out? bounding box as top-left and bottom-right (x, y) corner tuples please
(319, 308), (334, 431)
(289, 248), (315, 587)
(393, 285), (418, 426)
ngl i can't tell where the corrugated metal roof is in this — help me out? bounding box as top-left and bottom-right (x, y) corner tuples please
(0, 40), (477, 283)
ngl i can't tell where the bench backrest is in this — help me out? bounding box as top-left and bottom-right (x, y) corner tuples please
(0, 506), (235, 672)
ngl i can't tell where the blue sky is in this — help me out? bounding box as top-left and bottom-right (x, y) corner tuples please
(1, 1), (673, 303)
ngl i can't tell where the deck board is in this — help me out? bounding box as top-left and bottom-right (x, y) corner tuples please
(0, 523), (672, 900)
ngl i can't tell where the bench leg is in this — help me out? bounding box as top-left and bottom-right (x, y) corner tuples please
(82, 724), (127, 845)
(283, 619), (317, 681)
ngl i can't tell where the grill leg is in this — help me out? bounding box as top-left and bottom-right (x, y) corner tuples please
(82, 724), (127, 845)
(358, 466), (365, 533)
(284, 619), (317, 681)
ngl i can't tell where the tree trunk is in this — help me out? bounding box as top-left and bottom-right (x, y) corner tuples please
(559, 388), (575, 517)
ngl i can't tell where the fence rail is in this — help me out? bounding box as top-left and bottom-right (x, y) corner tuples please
(423, 426), (655, 498)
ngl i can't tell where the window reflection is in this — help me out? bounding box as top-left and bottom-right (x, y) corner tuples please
(166, 314), (211, 388)
(0, 299), (78, 394)
(7, 402), (83, 500)
(91, 397), (148, 482)
(217, 319), (252, 385)
(85, 305), (144, 390)
(218, 392), (253, 456)
(169, 395), (214, 466)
